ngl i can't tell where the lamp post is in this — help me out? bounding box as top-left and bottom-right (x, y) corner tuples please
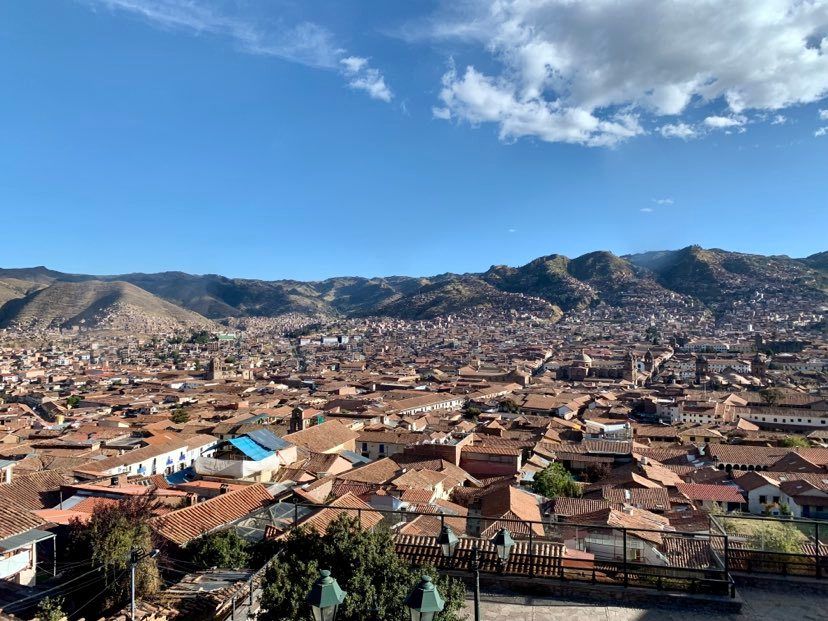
(492, 527), (515, 567)
(405, 575), (445, 621)
(437, 525), (515, 621)
(307, 569), (346, 621)
(129, 548), (159, 621)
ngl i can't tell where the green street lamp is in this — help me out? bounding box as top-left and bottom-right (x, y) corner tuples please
(307, 569), (346, 621)
(492, 527), (515, 563)
(436, 524), (459, 558)
(405, 575), (445, 621)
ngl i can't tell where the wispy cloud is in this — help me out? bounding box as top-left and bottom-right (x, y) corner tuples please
(640, 207), (654, 213)
(85, 1), (392, 101)
(652, 198), (674, 206)
(819, 109), (828, 121)
(340, 56), (393, 102)
(816, 127), (828, 137)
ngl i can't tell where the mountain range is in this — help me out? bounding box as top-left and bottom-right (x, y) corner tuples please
(0, 246), (825, 330)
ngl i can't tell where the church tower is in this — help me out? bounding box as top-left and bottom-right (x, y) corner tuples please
(290, 406), (305, 433)
(207, 356), (225, 380)
(695, 355), (709, 384)
(623, 351), (637, 384)
(644, 349), (655, 373)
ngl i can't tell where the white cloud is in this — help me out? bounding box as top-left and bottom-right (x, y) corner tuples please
(652, 198), (674, 205)
(820, 109), (828, 120)
(817, 127), (828, 137)
(340, 56), (393, 102)
(704, 115), (747, 129)
(432, 106), (452, 120)
(770, 114), (787, 125)
(659, 123), (698, 140)
(421, 0), (828, 146)
(86, 1), (392, 102)
(436, 65), (643, 146)
(640, 207), (654, 213)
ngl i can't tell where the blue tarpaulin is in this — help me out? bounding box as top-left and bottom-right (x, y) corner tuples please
(229, 436), (275, 461)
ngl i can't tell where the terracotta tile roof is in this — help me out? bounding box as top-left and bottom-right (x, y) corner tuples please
(392, 469), (448, 490)
(706, 444), (790, 467)
(479, 485), (544, 537)
(549, 497), (613, 518)
(0, 496), (44, 539)
(336, 458), (402, 484)
(282, 420), (358, 453)
(569, 507), (671, 545)
(601, 487), (671, 511)
(150, 484), (273, 546)
(0, 470), (66, 510)
(674, 483), (745, 503)
(395, 535), (565, 577)
(296, 493), (382, 534)
(398, 488), (434, 503)
(70, 496), (122, 513)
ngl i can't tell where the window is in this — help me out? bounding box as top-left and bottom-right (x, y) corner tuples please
(362, 442), (368, 451)
(759, 495), (767, 504)
(379, 444), (385, 455)
(773, 496), (780, 504)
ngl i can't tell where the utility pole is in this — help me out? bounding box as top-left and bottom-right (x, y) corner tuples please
(470, 545), (481, 621)
(129, 548), (159, 621)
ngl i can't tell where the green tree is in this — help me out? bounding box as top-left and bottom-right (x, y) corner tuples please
(189, 330), (213, 344)
(260, 516), (465, 621)
(501, 399), (520, 413)
(780, 435), (809, 448)
(170, 408), (190, 424)
(188, 529), (251, 570)
(760, 387), (784, 406)
(36, 596), (66, 621)
(65, 395), (81, 409)
(747, 521), (804, 553)
(67, 497), (160, 609)
(533, 462), (582, 499)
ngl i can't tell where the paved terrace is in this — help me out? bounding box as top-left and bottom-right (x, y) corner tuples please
(461, 584), (824, 621)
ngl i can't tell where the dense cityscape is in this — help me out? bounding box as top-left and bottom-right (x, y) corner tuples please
(0, 246), (826, 619)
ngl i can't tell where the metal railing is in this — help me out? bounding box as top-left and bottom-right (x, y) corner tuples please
(711, 513), (825, 579)
(282, 502), (736, 598)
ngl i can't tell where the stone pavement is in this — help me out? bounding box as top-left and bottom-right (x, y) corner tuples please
(460, 585), (825, 621)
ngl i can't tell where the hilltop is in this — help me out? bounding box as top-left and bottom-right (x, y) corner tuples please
(0, 246), (825, 327)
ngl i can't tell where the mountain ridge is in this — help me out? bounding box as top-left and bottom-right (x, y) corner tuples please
(0, 246), (825, 327)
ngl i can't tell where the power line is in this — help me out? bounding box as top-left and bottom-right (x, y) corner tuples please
(0, 566), (105, 614)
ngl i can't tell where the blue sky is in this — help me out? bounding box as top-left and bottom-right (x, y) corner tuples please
(1, 0), (827, 280)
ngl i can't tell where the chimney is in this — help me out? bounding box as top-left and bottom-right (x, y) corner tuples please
(110, 476), (119, 487)
(219, 483), (229, 495)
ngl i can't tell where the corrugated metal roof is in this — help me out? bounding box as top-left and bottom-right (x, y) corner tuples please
(246, 429), (291, 452)
(228, 437), (274, 461)
(0, 528), (55, 552)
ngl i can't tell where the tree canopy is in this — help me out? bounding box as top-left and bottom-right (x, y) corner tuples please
(779, 435), (809, 448)
(170, 408), (190, 424)
(533, 462), (582, 498)
(67, 497), (161, 609)
(188, 529), (251, 570)
(260, 515), (465, 621)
